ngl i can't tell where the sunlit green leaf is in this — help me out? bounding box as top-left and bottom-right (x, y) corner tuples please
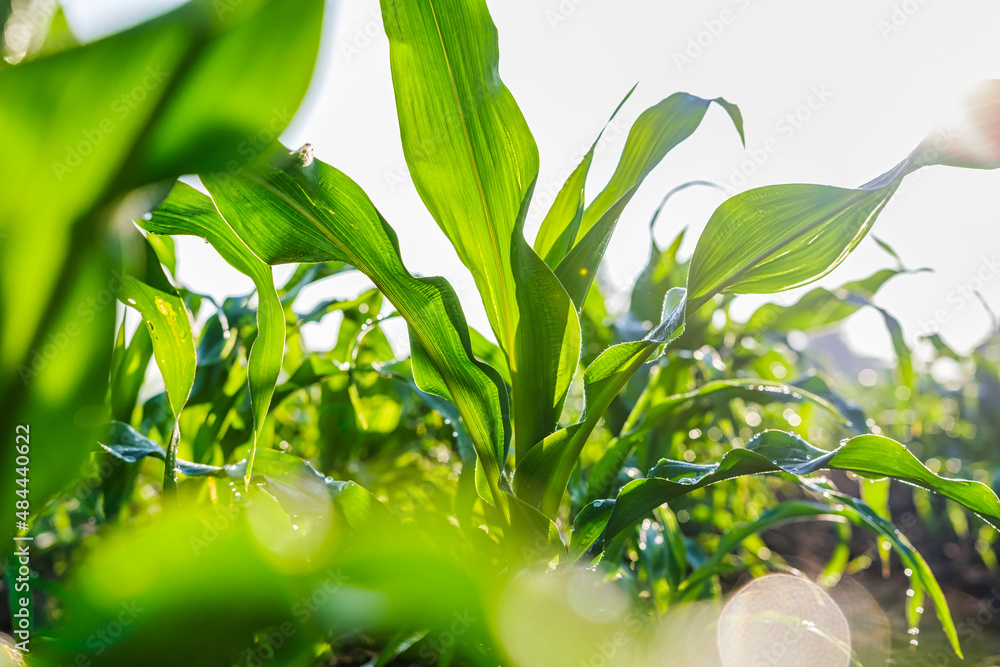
(201, 146), (512, 517)
(532, 85), (636, 268)
(381, 0), (579, 463)
(686, 115), (1000, 315)
(120, 237), (196, 418)
(589, 430), (1000, 552)
(555, 94), (743, 308)
(139, 181), (285, 480)
(514, 288), (686, 516)
(0, 0), (323, 541)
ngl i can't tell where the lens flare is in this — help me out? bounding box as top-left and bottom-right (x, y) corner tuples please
(717, 574), (851, 667)
(0, 633), (26, 667)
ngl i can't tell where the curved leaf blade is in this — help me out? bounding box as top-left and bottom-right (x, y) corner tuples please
(577, 431), (998, 655)
(589, 431), (1000, 554)
(622, 377), (859, 439)
(381, 0), (579, 463)
(687, 183), (897, 314)
(139, 181), (286, 479)
(380, 0), (537, 355)
(513, 288), (686, 516)
(556, 94), (743, 308)
(743, 268), (907, 335)
(0, 0), (323, 542)
(686, 90), (1000, 315)
(533, 84), (636, 268)
(202, 147), (512, 517)
(120, 239), (196, 418)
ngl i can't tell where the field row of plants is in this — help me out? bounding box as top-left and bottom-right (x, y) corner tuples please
(1, 0), (999, 665)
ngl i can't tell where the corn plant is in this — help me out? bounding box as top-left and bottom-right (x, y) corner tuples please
(5, 0), (1000, 665)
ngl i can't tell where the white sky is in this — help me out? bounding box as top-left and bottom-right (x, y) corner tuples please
(63, 0), (1000, 362)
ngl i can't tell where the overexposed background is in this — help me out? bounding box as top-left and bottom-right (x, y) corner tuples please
(63, 0), (1000, 362)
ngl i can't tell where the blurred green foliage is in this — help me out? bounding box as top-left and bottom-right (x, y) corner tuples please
(2, 1), (1000, 666)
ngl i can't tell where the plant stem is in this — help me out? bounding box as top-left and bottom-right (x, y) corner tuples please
(163, 421), (180, 501)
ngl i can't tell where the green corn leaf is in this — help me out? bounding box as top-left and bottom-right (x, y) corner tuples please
(851, 295), (916, 391)
(860, 476), (893, 576)
(583, 432), (641, 507)
(102, 421), (222, 478)
(686, 102), (1000, 315)
(375, 359), (477, 467)
(678, 501), (846, 591)
(0, 0), (323, 542)
(381, 0), (579, 462)
(373, 631), (429, 667)
(189, 359), (250, 464)
(570, 498), (615, 555)
(200, 146), (512, 519)
(672, 494), (956, 657)
(271, 356), (343, 408)
(510, 188), (582, 456)
(819, 521), (853, 588)
(380, 0), (538, 355)
(505, 489), (566, 564)
(109, 319), (153, 423)
(872, 235), (905, 270)
(631, 227), (688, 325)
(555, 94), (743, 308)
(469, 327), (511, 387)
(586, 430), (1000, 553)
(743, 268), (908, 335)
(291, 291), (382, 329)
(278, 261), (354, 304)
(138, 181), (285, 481)
(574, 431), (994, 655)
(102, 421), (395, 529)
(513, 288), (686, 516)
(119, 237), (196, 419)
(810, 479), (961, 658)
(1, 0), (321, 374)
(622, 377), (859, 438)
(533, 85), (636, 268)
(629, 180), (721, 324)
(686, 182), (900, 315)
(584, 375), (861, 506)
(146, 233), (177, 276)
(656, 506), (689, 592)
